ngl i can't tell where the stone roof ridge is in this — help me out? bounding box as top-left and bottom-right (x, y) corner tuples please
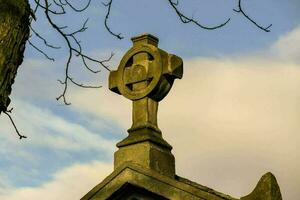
(175, 175), (238, 200)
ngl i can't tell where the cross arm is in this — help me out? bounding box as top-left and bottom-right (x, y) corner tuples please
(164, 54), (183, 79)
(109, 70), (120, 94)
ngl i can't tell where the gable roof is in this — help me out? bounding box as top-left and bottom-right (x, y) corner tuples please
(81, 162), (238, 200)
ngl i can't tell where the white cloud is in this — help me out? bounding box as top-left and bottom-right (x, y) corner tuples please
(0, 99), (116, 152)
(0, 161), (112, 200)
(69, 87), (131, 133)
(270, 26), (300, 63)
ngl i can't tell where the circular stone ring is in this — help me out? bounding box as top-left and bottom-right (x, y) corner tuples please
(118, 44), (163, 100)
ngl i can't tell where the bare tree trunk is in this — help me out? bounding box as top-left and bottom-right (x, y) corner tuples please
(0, 0), (30, 114)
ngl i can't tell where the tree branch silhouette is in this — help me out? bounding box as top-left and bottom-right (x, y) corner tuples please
(167, 0), (231, 30)
(30, 0), (113, 105)
(233, 0), (272, 32)
(102, 0), (124, 39)
(3, 108), (27, 140)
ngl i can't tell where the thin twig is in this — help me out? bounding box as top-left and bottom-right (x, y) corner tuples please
(41, 0), (112, 105)
(30, 26), (61, 49)
(33, 0), (40, 13)
(28, 39), (55, 61)
(233, 0), (272, 32)
(3, 108), (27, 140)
(53, 0), (66, 13)
(34, 0), (66, 15)
(167, 0), (231, 30)
(102, 0), (123, 39)
(66, 19), (89, 36)
(65, 0), (92, 12)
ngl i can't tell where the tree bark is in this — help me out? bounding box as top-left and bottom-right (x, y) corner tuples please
(0, 0), (30, 114)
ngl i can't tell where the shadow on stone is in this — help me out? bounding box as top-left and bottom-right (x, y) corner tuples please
(107, 182), (169, 200)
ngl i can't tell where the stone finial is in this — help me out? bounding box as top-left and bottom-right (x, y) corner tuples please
(108, 33), (183, 177)
(131, 33), (159, 47)
(109, 33), (183, 133)
(241, 172), (282, 200)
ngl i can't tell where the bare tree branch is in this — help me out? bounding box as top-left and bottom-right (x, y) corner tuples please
(167, 0), (231, 30)
(65, 0), (92, 12)
(53, 0), (66, 13)
(33, 0), (41, 13)
(66, 18), (89, 36)
(30, 26), (61, 49)
(233, 0), (272, 32)
(28, 39), (55, 61)
(102, 0), (124, 39)
(73, 49), (113, 72)
(3, 108), (27, 140)
(36, 0), (113, 105)
(34, 0), (66, 15)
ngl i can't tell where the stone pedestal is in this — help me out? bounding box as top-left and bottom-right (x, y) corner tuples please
(114, 133), (175, 178)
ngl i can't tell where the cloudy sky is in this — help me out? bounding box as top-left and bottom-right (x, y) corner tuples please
(0, 0), (300, 199)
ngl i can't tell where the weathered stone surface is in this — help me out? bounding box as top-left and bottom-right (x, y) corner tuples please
(241, 172), (282, 200)
(108, 33), (183, 178)
(109, 33), (183, 128)
(81, 163), (237, 200)
(114, 141), (175, 177)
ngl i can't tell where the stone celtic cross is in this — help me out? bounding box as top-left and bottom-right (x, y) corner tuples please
(109, 34), (183, 176)
(109, 33), (183, 136)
